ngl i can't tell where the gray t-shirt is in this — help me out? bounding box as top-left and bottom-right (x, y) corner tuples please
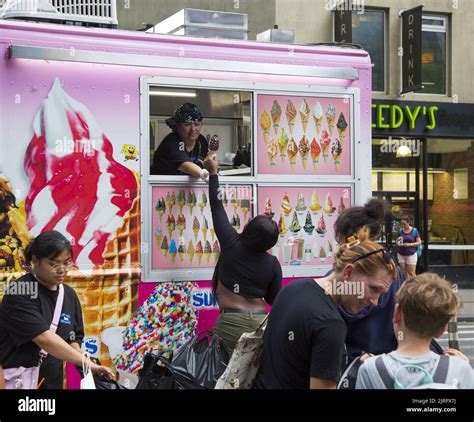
(356, 351), (474, 389)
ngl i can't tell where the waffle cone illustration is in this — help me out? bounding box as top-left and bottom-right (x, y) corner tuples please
(287, 138), (298, 171)
(286, 100), (297, 135)
(260, 110), (271, 144)
(312, 101), (324, 136)
(299, 135), (310, 170)
(0, 179), (29, 288)
(271, 100), (282, 135)
(65, 197), (140, 367)
(299, 99), (310, 134)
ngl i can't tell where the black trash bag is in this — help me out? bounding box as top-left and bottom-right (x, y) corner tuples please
(171, 331), (230, 389)
(136, 352), (205, 390)
(94, 375), (128, 390)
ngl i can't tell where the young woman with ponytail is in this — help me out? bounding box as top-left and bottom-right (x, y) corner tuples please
(253, 232), (396, 389)
(334, 198), (406, 363)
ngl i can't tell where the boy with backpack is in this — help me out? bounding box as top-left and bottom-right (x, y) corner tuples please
(356, 272), (474, 389)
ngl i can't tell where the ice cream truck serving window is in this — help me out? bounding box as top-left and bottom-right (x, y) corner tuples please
(141, 77), (362, 282)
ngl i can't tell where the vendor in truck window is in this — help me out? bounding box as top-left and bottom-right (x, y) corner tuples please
(151, 103), (209, 181)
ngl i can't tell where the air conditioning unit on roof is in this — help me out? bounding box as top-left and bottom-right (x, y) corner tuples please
(0, 0), (118, 28)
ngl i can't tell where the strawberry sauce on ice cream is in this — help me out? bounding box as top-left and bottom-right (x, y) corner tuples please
(24, 78), (137, 269)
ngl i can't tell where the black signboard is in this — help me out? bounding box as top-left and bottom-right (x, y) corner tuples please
(372, 100), (474, 139)
(400, 6), (423, 94)
(334, 1), (352, 43)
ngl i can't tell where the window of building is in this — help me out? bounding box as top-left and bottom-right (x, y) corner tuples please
(420, 14), (448, 95)
(454, 168), (468, 200)
(428, 140), (473, 266)
(352, 9), (385, 92)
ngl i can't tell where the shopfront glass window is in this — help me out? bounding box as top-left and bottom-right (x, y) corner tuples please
(427, 139), (474, 266)
(421, 15), (448, 95)
(149, 87), (252, 177)
(352, 9), (385, 92)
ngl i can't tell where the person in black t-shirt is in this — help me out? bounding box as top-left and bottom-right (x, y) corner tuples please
(0, 231), (113, 389)
(151, 103), (209, 179)
(253, 232), (397, 390)
(202, 155), (282, 354)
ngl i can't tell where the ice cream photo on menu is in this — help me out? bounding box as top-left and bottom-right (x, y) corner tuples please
(299, 99), (310, 133)
(313, 101), (324, 135)
(286, 99), (297, 134)
(260, 109), (271, 143)
(271, 99), (282, 135)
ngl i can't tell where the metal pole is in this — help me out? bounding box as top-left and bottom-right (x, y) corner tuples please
(422, 138), (429, 272)
(448, 316), (460, 350)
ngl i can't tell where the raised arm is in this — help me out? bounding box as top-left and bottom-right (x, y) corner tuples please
(203, 156), (239, 248)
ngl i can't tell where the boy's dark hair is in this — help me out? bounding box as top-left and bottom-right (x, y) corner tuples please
(24, 230), (73, 263)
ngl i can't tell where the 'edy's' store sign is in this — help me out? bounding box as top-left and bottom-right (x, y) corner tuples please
(372, 100), (474, 138)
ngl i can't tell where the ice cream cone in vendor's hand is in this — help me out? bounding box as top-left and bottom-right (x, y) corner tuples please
(326, 103), (336, 136)
(160, 236), (169, 262)
(286, 100), (297, 135)
(299, 99), (310, 134)
(271, 100), (282, 135)
(278, 128), (289, 163)
(299, 135), (310, 170)
(192, 216), (200, 241)
(267, 138), (278, 166)
(209, 134), (220, 155)
(313, 101), (323, 136)
(287, 138), (298, 171)
(196, 241), (203, 265)
(260, 109), (271, 144)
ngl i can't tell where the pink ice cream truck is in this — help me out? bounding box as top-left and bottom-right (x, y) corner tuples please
(0, 17), (372, 388)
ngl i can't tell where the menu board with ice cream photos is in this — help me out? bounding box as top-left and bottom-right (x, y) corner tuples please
(258, 186), (352, 268)
(257, 94), (351, 175)
(152, 185), (253, 270)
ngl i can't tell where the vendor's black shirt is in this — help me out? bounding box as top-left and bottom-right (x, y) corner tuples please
(0, 273), (84, 389)
(253, 278), (347, 389)
(209, 175), (282, 304)
(151, 132), (208, 175)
